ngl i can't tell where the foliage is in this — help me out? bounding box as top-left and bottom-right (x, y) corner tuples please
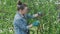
(0, 0), (59, 34)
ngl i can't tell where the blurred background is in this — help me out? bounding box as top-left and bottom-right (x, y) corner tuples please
(0, 0), (60, 34)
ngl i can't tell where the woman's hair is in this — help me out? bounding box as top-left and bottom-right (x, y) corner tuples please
(17, 0), (27, 11)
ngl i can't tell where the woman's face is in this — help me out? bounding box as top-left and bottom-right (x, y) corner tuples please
(22, 7), (28, 14)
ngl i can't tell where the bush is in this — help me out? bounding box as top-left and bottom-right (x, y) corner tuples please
(0, 0), (59, 34)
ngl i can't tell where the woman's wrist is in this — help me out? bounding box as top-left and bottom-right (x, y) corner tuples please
(33, 14), (38, 17)
(28, 24), (33, 28)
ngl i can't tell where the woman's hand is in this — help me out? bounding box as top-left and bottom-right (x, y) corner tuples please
(33, 14), (38, 17)
(28, 24), (33, 28)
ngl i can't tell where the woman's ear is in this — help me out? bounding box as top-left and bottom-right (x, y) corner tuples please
(17, 0), (22, 5)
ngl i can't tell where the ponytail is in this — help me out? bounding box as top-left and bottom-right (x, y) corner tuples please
(17, 0), (22, 5)
(17, 0), (27, 11)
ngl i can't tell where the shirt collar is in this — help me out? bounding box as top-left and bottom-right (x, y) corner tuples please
(17, 11), (24, 18)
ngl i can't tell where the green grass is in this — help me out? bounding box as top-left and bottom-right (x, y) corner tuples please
(0, 0), (59, 34)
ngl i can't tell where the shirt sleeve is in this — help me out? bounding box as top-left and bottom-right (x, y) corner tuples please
(26, 14), (34, 18)
(15, 18), (29, 31)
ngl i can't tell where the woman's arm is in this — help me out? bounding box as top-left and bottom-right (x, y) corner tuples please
(26, 14), (38, 18)
(14, 18), (32, 31)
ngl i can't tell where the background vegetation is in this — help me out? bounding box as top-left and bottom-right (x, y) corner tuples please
(0, 0), (59, 34)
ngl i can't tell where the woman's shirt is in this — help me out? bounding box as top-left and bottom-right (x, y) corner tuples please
(13, 12), (34, 34)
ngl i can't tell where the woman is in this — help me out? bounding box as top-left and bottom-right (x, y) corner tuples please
(13, 0), (39, 34)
